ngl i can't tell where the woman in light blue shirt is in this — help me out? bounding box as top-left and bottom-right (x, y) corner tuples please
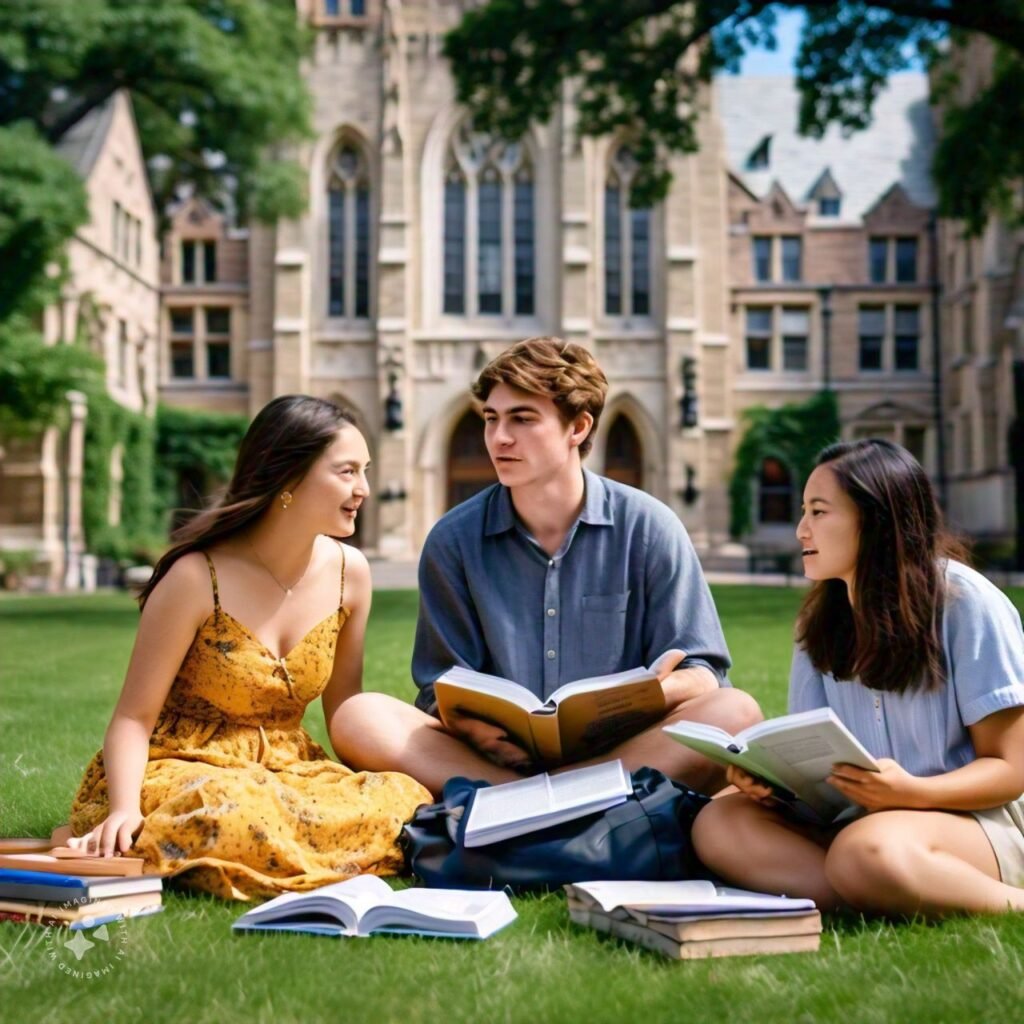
(693, 439), (1024, 916)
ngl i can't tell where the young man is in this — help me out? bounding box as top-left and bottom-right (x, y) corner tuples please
(333, 338), (762, 796)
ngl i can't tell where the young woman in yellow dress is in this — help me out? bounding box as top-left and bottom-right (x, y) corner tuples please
(67, 396), (431, 900)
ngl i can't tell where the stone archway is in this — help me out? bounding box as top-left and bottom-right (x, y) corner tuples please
(446, 408), (496, 510)
(603, 413), (644, 489)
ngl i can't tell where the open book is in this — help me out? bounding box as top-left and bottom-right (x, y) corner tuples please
(564, 880), (816, 916)
(434, 653), (673, 765)
(664, 706), (879, 821)
(232, 875), (516, 939)
(464, 760), (631, 847)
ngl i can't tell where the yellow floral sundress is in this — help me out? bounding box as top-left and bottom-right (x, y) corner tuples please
(70, 545), (431, 900)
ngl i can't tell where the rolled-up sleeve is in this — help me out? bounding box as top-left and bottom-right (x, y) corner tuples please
(946, 576), (1024, 727)
(641, 506), (731, 684)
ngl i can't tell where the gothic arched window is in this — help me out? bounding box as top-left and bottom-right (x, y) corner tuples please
(604, 146), (652, 317)
(604, 415), (644, 489)
(443, 125), (535, 317)
(327, 143), (371, 319)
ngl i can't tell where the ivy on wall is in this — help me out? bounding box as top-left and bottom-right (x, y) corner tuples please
(154, 404), (249, 525)
(728, 391), (841, 539)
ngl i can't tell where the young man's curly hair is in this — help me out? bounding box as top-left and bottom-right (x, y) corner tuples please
(471, 337), (609, 457)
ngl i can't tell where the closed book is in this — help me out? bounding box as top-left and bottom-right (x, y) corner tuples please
(0, 853), (146, 877)
(0, 869), (163, 903)
(0, 892), (163, 925)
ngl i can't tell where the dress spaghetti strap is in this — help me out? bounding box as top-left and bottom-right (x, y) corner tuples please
(337, 542), (347, 610)
(202, 551), (221, 610)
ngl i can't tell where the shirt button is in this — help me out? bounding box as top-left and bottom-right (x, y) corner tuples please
(547, 608), (556, 617)
(546, 649), (556, 660)
(548, 559), (554, 567)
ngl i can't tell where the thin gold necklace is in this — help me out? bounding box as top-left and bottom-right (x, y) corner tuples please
(247, 539), (311, 596)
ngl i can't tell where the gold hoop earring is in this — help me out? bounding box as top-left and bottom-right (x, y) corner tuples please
(280, 491), (293, 510)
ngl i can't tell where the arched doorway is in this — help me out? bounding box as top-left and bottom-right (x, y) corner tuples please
(758, 456), (794, 524)
(603, 414), (643, 489)
(446, 408), (497, 510)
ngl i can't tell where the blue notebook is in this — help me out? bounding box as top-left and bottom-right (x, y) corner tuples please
(0, 869), (162, 903)
(233, 875), (516, 939)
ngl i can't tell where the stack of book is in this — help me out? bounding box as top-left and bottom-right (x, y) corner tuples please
(565, 880), (821, 960)
(0, 843), (163, 929)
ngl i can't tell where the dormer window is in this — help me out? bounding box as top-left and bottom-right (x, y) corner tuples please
(807, 168), (842, 218)
(818, 197), (841, 216)
(746, 135), (771, 171)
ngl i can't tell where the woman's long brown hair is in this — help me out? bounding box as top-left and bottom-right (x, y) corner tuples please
(795, 439), (968, 693)
(138, 396), (355, 608)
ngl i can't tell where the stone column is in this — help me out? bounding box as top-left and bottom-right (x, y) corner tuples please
(62, 390), (89, 590)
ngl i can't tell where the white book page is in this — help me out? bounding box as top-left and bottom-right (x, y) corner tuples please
(436, 667), (543, 712)
(236, 874), (392, 931)
(465, 774), (554, 833)
(569, 880), (718, 912)
(548, 760), (630, 810)
(548, 666), (653, 704)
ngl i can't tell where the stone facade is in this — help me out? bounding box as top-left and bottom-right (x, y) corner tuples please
(0, 91), (160, 587)
(932, 36), (1022, 548)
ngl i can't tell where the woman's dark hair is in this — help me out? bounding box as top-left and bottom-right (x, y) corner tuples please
(795, 438), (968, 694)
(138, 396), (355, 608)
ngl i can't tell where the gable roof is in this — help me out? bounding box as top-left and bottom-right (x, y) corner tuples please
(717, 73), (936, 223)
(54, 96), (117, 178)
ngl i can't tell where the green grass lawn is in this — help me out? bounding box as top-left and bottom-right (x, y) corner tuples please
(3, 586), (1024, 1024)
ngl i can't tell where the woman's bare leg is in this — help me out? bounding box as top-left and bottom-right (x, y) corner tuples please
(692, 793), (843, 909)
(825, 810), (1024, 917)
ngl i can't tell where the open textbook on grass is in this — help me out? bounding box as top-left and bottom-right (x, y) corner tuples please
(664, 706), (879, 822)
(434, 653), (674, 765)
(233, 875), (516, 939)
(463, 760), (631, 847)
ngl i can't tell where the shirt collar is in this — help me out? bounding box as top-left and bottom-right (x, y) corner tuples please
(483, 467), (614, 537)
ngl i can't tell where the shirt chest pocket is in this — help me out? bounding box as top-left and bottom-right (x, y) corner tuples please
(574, 592), (631, 677)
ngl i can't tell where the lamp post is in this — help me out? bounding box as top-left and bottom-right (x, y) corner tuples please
(817, 284), (833, 391)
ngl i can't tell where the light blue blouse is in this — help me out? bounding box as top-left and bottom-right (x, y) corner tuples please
(789, 561), (1024, 777)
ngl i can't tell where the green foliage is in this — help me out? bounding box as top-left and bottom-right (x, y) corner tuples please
(81, 392), (163, 564)
(446, 0), (1024, 221)
(0, 317), (102, 437)
(0, 121), (88, 320)
(154, 402), (249, 517)
(0, 0), (314, 224)
(729, 390), (840, 538)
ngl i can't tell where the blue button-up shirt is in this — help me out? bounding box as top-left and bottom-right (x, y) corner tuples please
(412, 468), (731, 712)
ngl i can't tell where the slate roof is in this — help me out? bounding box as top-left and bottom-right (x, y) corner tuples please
(54, 95), (117, 179)
(717, 73), (937, 222)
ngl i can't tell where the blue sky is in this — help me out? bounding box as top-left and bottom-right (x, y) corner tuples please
(735, 7), (805, 75)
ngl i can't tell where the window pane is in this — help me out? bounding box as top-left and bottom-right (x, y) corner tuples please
(858, 306), (885, 335)
(781, 236), (802, 282)
(895, 237), (918, 283)
(443, 177), (466, 314)
(205, 307), (231, 335)
(746, 308), (772, 335)
(328, 189), (345, 316)
(324, 0), (340, 14)
(477, 178), (502, 314)
(181, 241), (196, 283)
(752, 236), (771, 282)
(893, 305), (919, 334)
(170, 308), (193, 335)
(631, 208), (650, 316)
(604, 186), (622, 315)
(355, 187), (370, 318)
(903, 426), (926, 464)
(514, 179), (534, 315)
(746, 336), (771, 370)
(206, 341), (230, 379)
(759, 458), (793, 523)
(782, 336), (807, 371)
(780, 308), (809, 334)
(350, 0), (365, 13)
(859, 337), (883, 371)
(170, 341), (194, 378)
(895, 334), (919, 370)
(818, 197), (840, 216)
(203, 241), (217, 283)
(869, 237), (887, 283)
